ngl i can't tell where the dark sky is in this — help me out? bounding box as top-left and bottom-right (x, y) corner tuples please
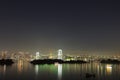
(0, 0), (120, 54)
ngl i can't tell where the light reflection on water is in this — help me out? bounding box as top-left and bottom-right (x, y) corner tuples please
(0, 63), (120, 80)
(58, 64), (62, 80)
(17, 60), (23, 73)
(3, 65), (6, 74)
(35, 63), (62, 80)
(35, 65), (39, 75)
(106, 64), (112, 75)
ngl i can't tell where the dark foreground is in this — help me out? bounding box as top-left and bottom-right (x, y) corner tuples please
(100, 59), (120, 64)
(30, 59), (87, 64)
(0, 59), (14, 65)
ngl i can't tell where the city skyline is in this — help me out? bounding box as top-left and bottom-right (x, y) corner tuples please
(0, 0), (120, 55)
(1, 1), (120, 80)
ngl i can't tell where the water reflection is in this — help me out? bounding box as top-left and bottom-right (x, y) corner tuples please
(33, 63), (116, 80)
(34, 64), (62, 80)
(106, 64), (112, 75)
(35, 65), (39, 75)
(17, 60), (23, 73)
(58, 64), (62, 80)
(15, 63), (120, 80)
(0, 65), (7, 75)
(3, 65), (6, 74)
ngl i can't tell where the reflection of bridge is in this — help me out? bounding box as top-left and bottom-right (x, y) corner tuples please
(35, 64), (62, 80)
(58, 64), (62, 80)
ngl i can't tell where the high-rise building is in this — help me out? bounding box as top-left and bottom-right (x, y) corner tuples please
(58, 49), (63, 60)
(1, 51), (7, 59)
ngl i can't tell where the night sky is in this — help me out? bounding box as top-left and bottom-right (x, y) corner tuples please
(0, 0), (120, 54)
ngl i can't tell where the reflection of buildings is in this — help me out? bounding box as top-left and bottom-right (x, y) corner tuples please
(0, 65), (6, 75)
(35, 65), (39, 75)
(17, 60), (23, 73)
(3, 65), (6, 75)
(58, 64), (62, 80)
(106, 64), (112, 75)
(34, 64), (62, 80)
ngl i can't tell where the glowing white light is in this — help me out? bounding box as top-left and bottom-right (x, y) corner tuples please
(3, 65), (6, 74)
(35, 65), (39, 75)
(106, 64), (112, 69)
(106, 64), (112, 75)
(58, 49), (63, 60)
(36, 52), (40, 59)
(58, 64), (62, 80)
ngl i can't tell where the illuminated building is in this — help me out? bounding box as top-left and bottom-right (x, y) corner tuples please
(1, 51), (7, 59)
(36, 52), (40, 60)
(58, 49), (63, 60)
(49, 51), (53, 59)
